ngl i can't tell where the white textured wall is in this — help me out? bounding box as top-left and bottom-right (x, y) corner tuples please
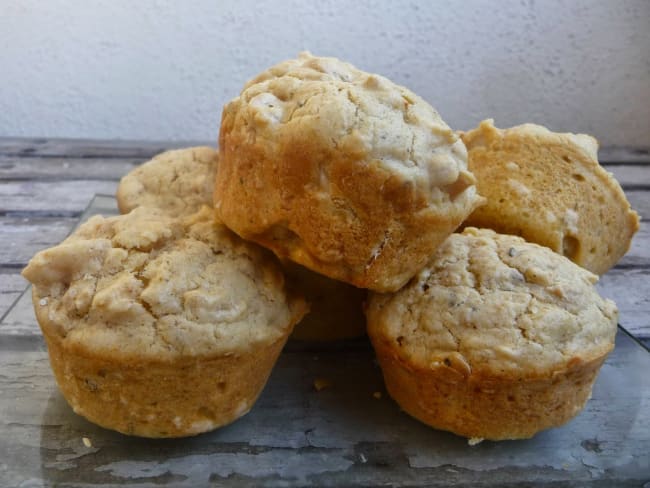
(1, 0), (649, 146)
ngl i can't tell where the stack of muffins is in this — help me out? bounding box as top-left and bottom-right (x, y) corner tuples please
(23, 52), (639, 441)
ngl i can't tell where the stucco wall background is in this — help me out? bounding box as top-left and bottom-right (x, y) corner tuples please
(1, 0), (649, 146)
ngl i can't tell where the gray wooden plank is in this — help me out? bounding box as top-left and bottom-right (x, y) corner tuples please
(597, 268), (650, 344)
(0, 216), (77, 266)
(0, 156), (141, 181)
(605, 164), (650, 188)
(599, 146), (650, 164)
(0, 329), (648, 487)
(627, 189), (650, 217)
(0, 273), (28, 318)
(0, 138), (211, 159)
(618, 220), (650, 267)
(0, 180), (118, 214)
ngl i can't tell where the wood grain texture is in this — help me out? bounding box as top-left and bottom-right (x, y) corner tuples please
(606, 164), (650, 187)
(0, 180), (118, 214)
(625, 189), (650, 217)
(0, 273), (27, 317)
(597, 268), (650, 344)
(0, 156), (141, 181)
(598, 146), (650, 164)
(0, 138), (211, 159)
(0, 216), (77, 265)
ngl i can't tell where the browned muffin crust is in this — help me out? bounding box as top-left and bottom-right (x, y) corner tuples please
(215, 52), (483, 292)
(461, 119), (639, 274)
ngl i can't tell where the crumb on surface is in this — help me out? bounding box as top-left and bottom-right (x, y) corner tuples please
(82, 437), (92, 448)
(373, 391), (382, 399)
(313, 378), (332, 391)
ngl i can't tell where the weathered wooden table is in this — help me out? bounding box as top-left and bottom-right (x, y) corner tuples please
(1, 138), (649, 486)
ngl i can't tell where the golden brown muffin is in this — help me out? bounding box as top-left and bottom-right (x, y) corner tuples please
(284, 262), (366, 341)
(116, 148), (365, 341)
(366, 228), (618, 441)
(22, 206), (306, 438)
(461, 119), (639, 274)
(116, 146), (218, 217)
(215, 52), (483, 292)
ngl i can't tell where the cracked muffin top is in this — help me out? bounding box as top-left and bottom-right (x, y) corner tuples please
(215, 52), (483, 292)
(22, 206), (306, 360)
(366, 228), (618, 377)
(461, 119), (639, 275)
(117, 147), (218, 217)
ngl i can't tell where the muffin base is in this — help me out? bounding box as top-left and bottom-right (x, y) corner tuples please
(371, 338), (610, 441)
(43, 328), (288, 438)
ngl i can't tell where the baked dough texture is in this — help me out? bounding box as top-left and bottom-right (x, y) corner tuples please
(284, 261), (366, 341)
(215, 52), (483, 292)
(461, 119), (639, 274)
(366, 227), (618, 440)
(22, 206), (306, 437)
(116, 146), (218, 217)
(116, 148), (365, 341)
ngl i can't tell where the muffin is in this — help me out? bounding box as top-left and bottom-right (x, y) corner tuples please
(116, 146), (218, 217)
(366, 227), (618, 441)
(461, 119), (639, 274)
(22, 206), (306, 437)
(215, 52), (484, 292)
(116, 148), (365, 341)
(284, 262), (366, 341)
